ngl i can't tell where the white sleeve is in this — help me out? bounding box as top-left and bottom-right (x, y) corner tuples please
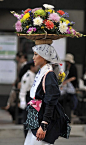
(19, 72), (30, 109)
(60, 86), (67, 95)
(66, 82), (76, 94)
(79, 79), (86, 90)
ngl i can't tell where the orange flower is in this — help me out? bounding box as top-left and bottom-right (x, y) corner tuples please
(45, 20), (54, 29)
(57, 10), (65, 15)
(24, 8), (31, 14)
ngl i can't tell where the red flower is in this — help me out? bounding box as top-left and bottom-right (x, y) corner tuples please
(45, 20), (54, 29)
(57, 10), (65, 15)
(43, 19), (47, 24)
(24, 8), (31, 14)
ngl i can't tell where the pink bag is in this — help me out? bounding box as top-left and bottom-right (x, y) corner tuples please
(27, 100), (42, 112)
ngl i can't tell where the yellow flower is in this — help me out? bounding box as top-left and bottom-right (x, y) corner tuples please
(66, 20), (70, 24)
(23, 13), (30, 20)
(20, 18), (25, 23)
(45, 9), (55, 13)
(26, 26), (29, 29)
(58, 72), (66, 83)
(61, 78), (65, 82)
(62, 72), (66, 77)
(60, 21), (62, 23)
(69, 26), (72, 30)
(54, 25), (57, 29)
(66, 20), (72, 29)
(41, 26), (44, 29)
(60, 18), (66, 22)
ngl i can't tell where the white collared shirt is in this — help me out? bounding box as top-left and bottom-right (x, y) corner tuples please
(21, 61), (27, 68)
(19, 70), (35, 109)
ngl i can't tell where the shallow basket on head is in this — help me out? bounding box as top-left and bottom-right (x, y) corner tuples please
(18, 33), (75, 45)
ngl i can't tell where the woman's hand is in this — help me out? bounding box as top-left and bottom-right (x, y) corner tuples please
(36, 126), (46, 141)
(3, 105), (10, 110)
(17, 82), (21, 89)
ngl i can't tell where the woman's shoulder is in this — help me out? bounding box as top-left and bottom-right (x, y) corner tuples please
(46, 71), (57, 78)
(45, 71), (58, 84)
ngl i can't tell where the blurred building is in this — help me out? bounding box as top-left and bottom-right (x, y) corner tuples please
(0, 0), (86, 106)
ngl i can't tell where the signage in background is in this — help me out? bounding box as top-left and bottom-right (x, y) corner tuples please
(0, 60), (17, 84)
(0, 35), (17, 59)
(0, 35), (17, 84)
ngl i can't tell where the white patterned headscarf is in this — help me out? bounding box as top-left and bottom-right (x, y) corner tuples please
(32, 44), (61, 64)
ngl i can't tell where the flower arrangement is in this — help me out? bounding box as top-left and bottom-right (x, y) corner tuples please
(58, 70), (66, 85)
(11, 4), (83, 38)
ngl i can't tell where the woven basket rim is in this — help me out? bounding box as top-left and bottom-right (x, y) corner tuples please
(35, 39), (53, 45)
(17, 33), (74, 40)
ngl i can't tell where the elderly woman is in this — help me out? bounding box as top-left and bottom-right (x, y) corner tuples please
(24, 44), (70, 145)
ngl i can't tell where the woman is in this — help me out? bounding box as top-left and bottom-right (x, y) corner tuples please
(24, 44), (70, 145)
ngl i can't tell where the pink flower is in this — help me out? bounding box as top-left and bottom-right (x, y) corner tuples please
(32, 8), (42, 13)
(27, 27), (36, 33)
(20, 14), (24, 19)
(71, 29), (76, 35)
(14, 14), (20, 19)
(66, 28), (71, 34)
(15, 20), (22, 32)
(67, 28), (76, 35)
(48, 13), (60, 22)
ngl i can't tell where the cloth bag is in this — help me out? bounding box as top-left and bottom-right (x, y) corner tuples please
(24, 100), (42, 130)
(42, 70), (71, 139)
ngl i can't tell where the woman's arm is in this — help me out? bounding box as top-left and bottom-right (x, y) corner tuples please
(62, 77), (76, 85)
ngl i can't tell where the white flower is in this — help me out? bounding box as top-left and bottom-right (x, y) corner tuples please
(33, 17), (43, 26)
(43, 4), (54, 9)
(59, 22), (68, 34)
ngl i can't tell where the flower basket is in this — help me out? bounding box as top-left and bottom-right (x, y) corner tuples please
(11, 3), (84, 45)
(17, 33), (75, 44)
(18, 33), (74, 40)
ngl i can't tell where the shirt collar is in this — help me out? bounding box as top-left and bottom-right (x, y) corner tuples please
(21, 61), (27, 67)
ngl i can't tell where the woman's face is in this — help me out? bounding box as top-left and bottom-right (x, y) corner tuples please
(33, 52), (47, 68)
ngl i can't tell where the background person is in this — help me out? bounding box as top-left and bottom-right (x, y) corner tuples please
(18, 61), (38, 137)
(2, 52), (22, 122)
(3, 52), (29, 123)
(2, 88), (17, 122)
(63, 53), (78, 117)
(13, 51), (22, 87)
(59, 81), (76, 120)
(18, 52), (28, 83)
(63, 53), (78, 88)
(16, 52), (29, 124)
(83, 68), (86, 86)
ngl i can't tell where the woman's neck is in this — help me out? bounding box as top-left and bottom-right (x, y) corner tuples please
(40, 62), (48, 68)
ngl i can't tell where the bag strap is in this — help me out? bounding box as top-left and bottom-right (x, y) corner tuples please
(42, 70), (53, 93)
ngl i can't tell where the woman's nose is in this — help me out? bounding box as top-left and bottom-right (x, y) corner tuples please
(33, 55), (34, 59)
